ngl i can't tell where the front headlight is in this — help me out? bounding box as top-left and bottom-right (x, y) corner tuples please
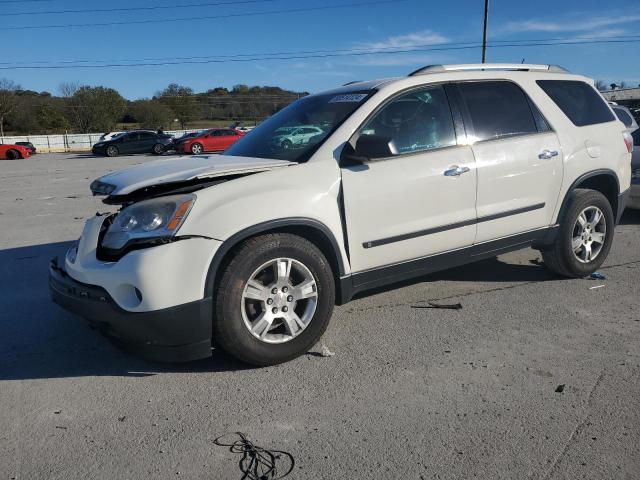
(102, 194), (195, 250)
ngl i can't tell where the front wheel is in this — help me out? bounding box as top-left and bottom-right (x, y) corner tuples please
(214, 233), (335, 366)
(190, 143), (203, 155)
(5, 149), (20, 160)
(152, 143), (165, 155)
(542, 189), (614, 277)
(105, 145), (119, 157)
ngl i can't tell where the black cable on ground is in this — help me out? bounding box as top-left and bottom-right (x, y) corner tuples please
(213, 432), (295, 479)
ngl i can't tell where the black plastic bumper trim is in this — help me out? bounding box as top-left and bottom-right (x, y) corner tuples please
(49, 258), (213, 362)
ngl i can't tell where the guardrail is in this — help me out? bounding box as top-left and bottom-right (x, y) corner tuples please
(0, 130), (192, 153)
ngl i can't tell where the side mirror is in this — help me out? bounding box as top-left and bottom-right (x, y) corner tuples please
(341, 134), (397, 166)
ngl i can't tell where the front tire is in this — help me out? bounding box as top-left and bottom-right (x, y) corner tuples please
(152, 143), (165, 155)
(190, 143), (203, 155)
(106, 145), (119, 157)
(214, 233), (335, 366)
(542, 189), (614, 277)
(5, 149), (20, 160)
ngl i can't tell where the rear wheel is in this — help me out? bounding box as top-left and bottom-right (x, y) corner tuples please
(190, 143), (203, 155)
(281, 139), (292, 150)
(106, 145), (119, 157)
(214, 233), (335, 366)
(542, 189), (614, 277)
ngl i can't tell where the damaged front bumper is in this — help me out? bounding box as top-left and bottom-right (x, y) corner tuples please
(49, 258), (213, 362)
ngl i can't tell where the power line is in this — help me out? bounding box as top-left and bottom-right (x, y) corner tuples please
(4, 0), (279, 16)
(2, 34), (639, 68)
(2, 37), (640, 71)
(4, 0), (407, 30)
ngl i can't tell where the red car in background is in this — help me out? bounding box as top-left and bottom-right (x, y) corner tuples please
(0, 144), (32, 160)
(176, 128), (245, 155)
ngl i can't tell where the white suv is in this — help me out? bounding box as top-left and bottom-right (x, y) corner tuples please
(50, 64), (632, 366)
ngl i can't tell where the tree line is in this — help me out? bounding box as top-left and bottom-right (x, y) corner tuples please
(0, 78), (306, 136)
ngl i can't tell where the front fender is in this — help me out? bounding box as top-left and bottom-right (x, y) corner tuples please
(178, 160), (350, 273)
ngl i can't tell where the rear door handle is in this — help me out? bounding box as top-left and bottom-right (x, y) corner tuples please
(538, 149), (559, 160)
(444, 165), (470, 177)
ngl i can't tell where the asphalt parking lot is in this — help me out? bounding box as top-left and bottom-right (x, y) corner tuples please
(1, 152), (639, 479)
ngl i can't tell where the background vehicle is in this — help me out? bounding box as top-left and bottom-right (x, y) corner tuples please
(177, 128), (244, 154)
(271, 125), (324, 150)
(15, 141), (36, 154)
(171, 130), (203, 152)
(610, 103), (639, 132)
(628, 128), (640, 209)
(51, 64), (631, 367)
(92, 130), (173, 157)
(0, 144), (31, 160)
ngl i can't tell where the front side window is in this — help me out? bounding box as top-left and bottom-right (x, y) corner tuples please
(224, 90), (373, 162)
(359, 84), (456, 155)
(537, 80), (615, 127)
(457, 81), (538, 142)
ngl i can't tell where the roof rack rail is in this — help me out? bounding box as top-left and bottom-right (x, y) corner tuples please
(408, 64), (569, 76)
(342, 80), (363, 86)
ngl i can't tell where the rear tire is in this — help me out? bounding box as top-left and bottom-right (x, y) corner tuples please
(106, 145), (119, 157)
(214, 233), (335, 366)
(542, 188), (614, 277)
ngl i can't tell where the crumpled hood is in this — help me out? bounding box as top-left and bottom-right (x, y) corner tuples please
(92, 154), (294, 195)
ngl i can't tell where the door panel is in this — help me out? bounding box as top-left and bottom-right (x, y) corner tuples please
(342, 146), (477, 272)
(472, 133), (562, 242)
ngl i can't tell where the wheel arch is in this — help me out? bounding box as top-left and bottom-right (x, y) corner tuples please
(556, 169), (620, 224)
(6, 149), (22, 159)
(204, 218), (348, 305)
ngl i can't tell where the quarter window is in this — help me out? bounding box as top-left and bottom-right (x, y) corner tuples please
(457, 81), (538, 141)
(536, 80), (615, 127)
(360, 84), (456, 155)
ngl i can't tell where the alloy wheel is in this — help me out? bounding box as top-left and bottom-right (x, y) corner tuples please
(572, 206), (606, 263)
(241, 257), (318, 344)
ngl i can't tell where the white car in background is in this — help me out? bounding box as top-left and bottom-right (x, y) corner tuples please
(272, 125), (324, 150)
(50, 64), (631, 366)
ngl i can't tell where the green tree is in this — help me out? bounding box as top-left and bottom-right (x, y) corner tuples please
(0, 78), (20, 137)
(157, 84), (198, 129)
(129, 99), (173, 129)
(61, 83), (126, 133)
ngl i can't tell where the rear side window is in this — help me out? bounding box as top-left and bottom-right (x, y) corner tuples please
(536, 80), (615, 127)
(457, 81), (538, 141)
(612, 106), (634, 127)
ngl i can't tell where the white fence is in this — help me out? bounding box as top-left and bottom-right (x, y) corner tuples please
(0, 130), (192, 153)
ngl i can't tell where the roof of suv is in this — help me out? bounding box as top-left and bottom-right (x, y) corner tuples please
(331, 63), (587, 95)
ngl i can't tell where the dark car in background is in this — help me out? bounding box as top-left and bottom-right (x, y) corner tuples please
(92, 130), (173, 157)
(628, 128), (640, 209)
(15, 141), (36, 154)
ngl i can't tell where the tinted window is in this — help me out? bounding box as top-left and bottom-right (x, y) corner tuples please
(612, 106), (634, 127)
(139, 132), (155, 140)
(458, 81), (538, 141)
(225, 90), (372, 162)
(360, 84), (456, 155)
(537, 80), (615, 127)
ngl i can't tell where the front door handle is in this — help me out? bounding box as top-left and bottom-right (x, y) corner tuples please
(444, 165), (470, 177)
(538, 149), (559, 160)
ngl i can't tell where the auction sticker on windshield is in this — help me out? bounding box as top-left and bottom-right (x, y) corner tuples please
(329, 94), (368, 103)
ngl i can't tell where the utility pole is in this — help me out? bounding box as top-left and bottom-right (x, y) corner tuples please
(482, 0), (489, 63)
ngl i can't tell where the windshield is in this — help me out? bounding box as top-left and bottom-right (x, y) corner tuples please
(224, 91), (373, 162)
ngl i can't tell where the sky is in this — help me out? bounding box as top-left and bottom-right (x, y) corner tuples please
(2, 0), (640, 99)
